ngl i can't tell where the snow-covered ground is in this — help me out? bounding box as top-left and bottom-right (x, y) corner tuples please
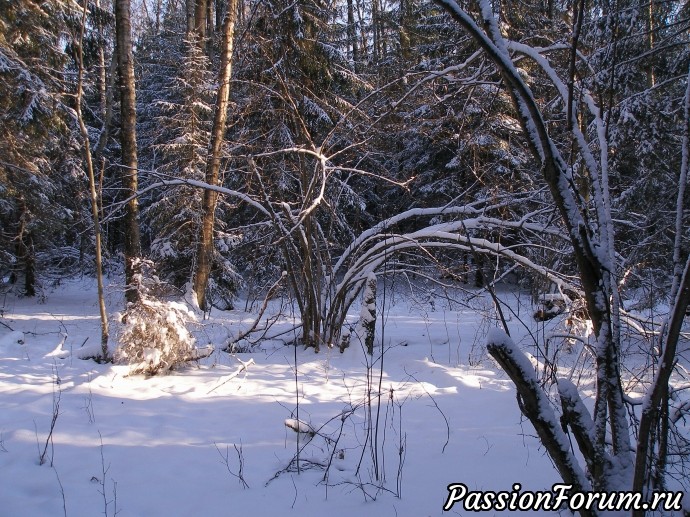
(0, 279), (680, 516)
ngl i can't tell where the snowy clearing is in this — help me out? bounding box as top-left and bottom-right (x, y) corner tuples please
(0, 279), (686, 516)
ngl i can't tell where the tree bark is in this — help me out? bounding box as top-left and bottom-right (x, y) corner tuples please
(23, 232), (35, 298)
(76, 1), (109, 358)
(115, 0), (142, 304)
(205, 0), (215, 56)
(372, 0), (380, 63)
(186, 0), (195, 35)
(347, 0), (359, 71)
(361, 274), (376, 355)
(194, 0), (208, 43)
(14, 196), (35, 297)
(193, 0), (238, 310)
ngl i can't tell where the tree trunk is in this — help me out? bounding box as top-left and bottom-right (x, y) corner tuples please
(216, 0), (225, 32)
(14, 196), (35, 297)
(115, 0), (142, 304)
(356, 0), (367, 63)
(186, 0), (195, 34)
(194, 0), (208, 43)
(398, 0), (410, 67)
(361, 274), (376, 355)
(347, 0), (359, 71)
(204, 0), (215, 57)
(76, 1), (109, 358)
(433, 0), (632, 492)
(372, 0), (380, 63)
(193, 0), (238, 310)
(96, 0), (107, 122)
(24, 232), (35, 298)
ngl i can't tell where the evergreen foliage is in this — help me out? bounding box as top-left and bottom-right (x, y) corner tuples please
(0, 0), (91, 294)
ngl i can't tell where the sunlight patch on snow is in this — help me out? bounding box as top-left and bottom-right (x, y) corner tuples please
(8, 313), (99, 322)
(22, 429), (182, 449)
(0, 374), (59, 393)
(424, 360), (513, 392)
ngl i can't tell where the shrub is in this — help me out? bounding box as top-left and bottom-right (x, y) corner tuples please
(115, 260), (198, 375)
(115, 297), (197, 375)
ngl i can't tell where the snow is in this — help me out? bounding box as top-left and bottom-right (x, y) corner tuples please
(0, 330), (25, 346)
(0, 279), (685, 515)
(284, 418), (315, 435)
(485, 328), (592, 492)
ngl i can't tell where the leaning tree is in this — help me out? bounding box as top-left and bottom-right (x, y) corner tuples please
(429, 0), (690, 510)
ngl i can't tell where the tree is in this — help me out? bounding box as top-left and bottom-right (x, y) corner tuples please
(74, 0), (109, 359)
(137, 4), (215, 289)
(115, 0), (142, 304)
(192, 0), (239, 310)
(430, 0), (690, 505)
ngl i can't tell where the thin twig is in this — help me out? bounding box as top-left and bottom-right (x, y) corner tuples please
(38, 365), (61, 466)
(214, 442), (250, 488)
(224, 273), (286, 351)
(53, 466), (67, 517)
(404, 369), (451, 453)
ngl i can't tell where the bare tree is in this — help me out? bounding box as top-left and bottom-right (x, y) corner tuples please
(75, 0), (109, 359)
(431, 0), (689, 507)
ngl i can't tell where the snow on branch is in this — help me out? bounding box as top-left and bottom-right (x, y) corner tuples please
(486, 329), (592, 494)
(506, 41), (615, 271)
(433, 0), (613, 334)
(336, 226), (575, 295)
(557, 379), (600, 477)
(105, 175), (270, 221)
(391, 49), (484, 110)
(332, 203), (488, 276)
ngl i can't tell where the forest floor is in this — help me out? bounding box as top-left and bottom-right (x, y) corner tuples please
(0, 278), (688, 516)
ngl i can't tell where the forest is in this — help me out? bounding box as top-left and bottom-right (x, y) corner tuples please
(1, 0), (690, 515)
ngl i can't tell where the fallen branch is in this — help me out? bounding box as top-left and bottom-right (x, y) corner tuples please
(183, 345), (214, 362)
(207, 357), (255, 394)
(284, 418), (316, 436)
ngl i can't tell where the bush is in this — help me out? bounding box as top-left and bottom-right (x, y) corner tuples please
(115, 297), (197, 375)
(114, 260), (198, 375)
